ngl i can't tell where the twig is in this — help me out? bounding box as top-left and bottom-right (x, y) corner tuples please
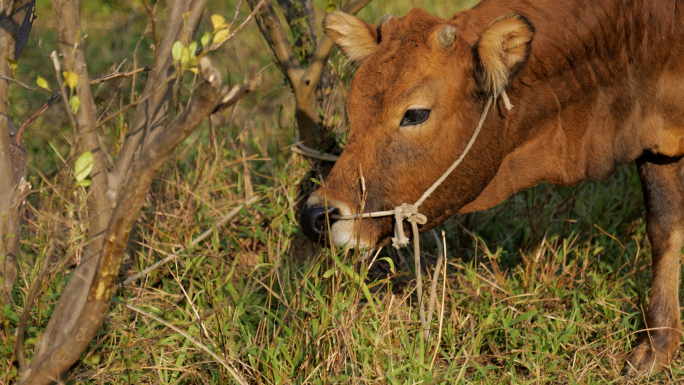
(13, 92), (59, 144)
(212, 67), (265, 113)
(198, 0), (266, 54)
(122, 303), (249, 385)
(13, 65), (154, 145)
(0, 73), (50, 93)
(49, 51), (77, 131)
(121, 195), (261, 286)
(251, 0), (303, 80)
(15, 242), (55, 370)
(228, 0), (242, 27)
(89, 64), (153, 85)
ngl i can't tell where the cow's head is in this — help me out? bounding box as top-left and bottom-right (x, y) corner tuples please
(300, 8), (535, 248)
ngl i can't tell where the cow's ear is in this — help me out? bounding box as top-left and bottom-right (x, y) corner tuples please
(475, 14), (534, 97)
(324, 11), (378, 64)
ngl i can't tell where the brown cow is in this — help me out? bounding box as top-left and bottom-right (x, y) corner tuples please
(299, 0), (684, 375)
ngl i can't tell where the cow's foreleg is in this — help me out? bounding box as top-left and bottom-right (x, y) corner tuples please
(626, 153), (684, 375)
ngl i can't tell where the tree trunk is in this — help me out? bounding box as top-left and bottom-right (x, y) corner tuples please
(0, 0), (36, 303)
(17, 1), (244, 383)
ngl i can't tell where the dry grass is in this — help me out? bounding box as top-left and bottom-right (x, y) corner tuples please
(1, 0), (682, 384)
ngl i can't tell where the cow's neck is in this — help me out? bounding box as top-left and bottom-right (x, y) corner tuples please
(458, 0), (684, 214)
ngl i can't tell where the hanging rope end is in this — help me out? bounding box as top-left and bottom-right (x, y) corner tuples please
(500, 90), (513, 111)
(391, 236), (410, 249)
(391, 203), (428, 249)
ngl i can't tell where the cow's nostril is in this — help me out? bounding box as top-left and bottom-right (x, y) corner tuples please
(300, 203), (339, 243)
(315, 216), (326, 233)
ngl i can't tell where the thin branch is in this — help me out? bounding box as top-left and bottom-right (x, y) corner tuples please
(89, 64), (153, 85)
(140, 0), (208, 150)
(11, 64), (154, 146)
(12, 92), (59, 144)
(49, 51), (78, 136)
(252, 1), (304, 83)
(212, 68), (264, 113)
(200, 0), (266, 54)
(52, 0), (111, 227)
(0, 73), (51, 93)
(12, 65), (155, 144)
(250, 0), (372, 145)
(229, 0), (242, 26)
(112, 0), (209, 188)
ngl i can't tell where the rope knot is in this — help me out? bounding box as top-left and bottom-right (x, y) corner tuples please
(391, 203), (427, 249)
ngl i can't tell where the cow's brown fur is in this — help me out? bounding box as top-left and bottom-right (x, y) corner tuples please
(301, 0), (684, 375)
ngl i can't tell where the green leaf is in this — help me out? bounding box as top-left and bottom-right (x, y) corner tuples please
(510, 309), (538, 326)
(189, 41), (198, 56)
(7, 58), (17, 70)
(172, 41), (183, 61)
(213, 28), (229, 44)
(201, 32), (212, 48)
(84, 354), (100, 366)
(74, 151), (94, 182)
(36, 76), (49, 90)
(322, 268), (337, 278)
(180, 46), (191, 66)
(360, 282), (376, 312)
(379, 257), (396, 274)
(69, 95), (81, 114)
(326, 1), (336, 12)
(310, 178), (322, 186)
(63, 71), (78, 90)
(211, 14), (226, 30)
(76, 179), (91, 187)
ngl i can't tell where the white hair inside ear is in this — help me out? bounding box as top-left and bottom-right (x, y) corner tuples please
(324, 11), (378, 64)
(476, 14), (534, 109)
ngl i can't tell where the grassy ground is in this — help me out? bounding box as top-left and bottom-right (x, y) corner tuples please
(1, 0), (682, 384)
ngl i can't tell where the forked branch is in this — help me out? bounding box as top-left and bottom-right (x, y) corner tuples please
(19, 56), (225, 385)
(252, 0), (372, 145)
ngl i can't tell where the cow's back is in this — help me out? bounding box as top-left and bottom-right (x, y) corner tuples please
(452, 0), (684, 213)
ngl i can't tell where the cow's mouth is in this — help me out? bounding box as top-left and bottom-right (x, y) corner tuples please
(300, 193), (376, 248)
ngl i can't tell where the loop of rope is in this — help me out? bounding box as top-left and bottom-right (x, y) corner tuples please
(391, 203), (428, 249)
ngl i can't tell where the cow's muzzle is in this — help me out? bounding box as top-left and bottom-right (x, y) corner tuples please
(300, 193), (374, 248)
(300, 201), (339, 244)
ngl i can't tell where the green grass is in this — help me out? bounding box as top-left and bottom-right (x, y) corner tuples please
(1, 0), (682, 384)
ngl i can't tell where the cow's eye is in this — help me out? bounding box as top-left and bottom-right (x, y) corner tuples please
(400, 109), (430, 127)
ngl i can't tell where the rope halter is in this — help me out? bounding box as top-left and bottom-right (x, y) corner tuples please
(324, 92), (508, 343)
(333, 94), (501, 249)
